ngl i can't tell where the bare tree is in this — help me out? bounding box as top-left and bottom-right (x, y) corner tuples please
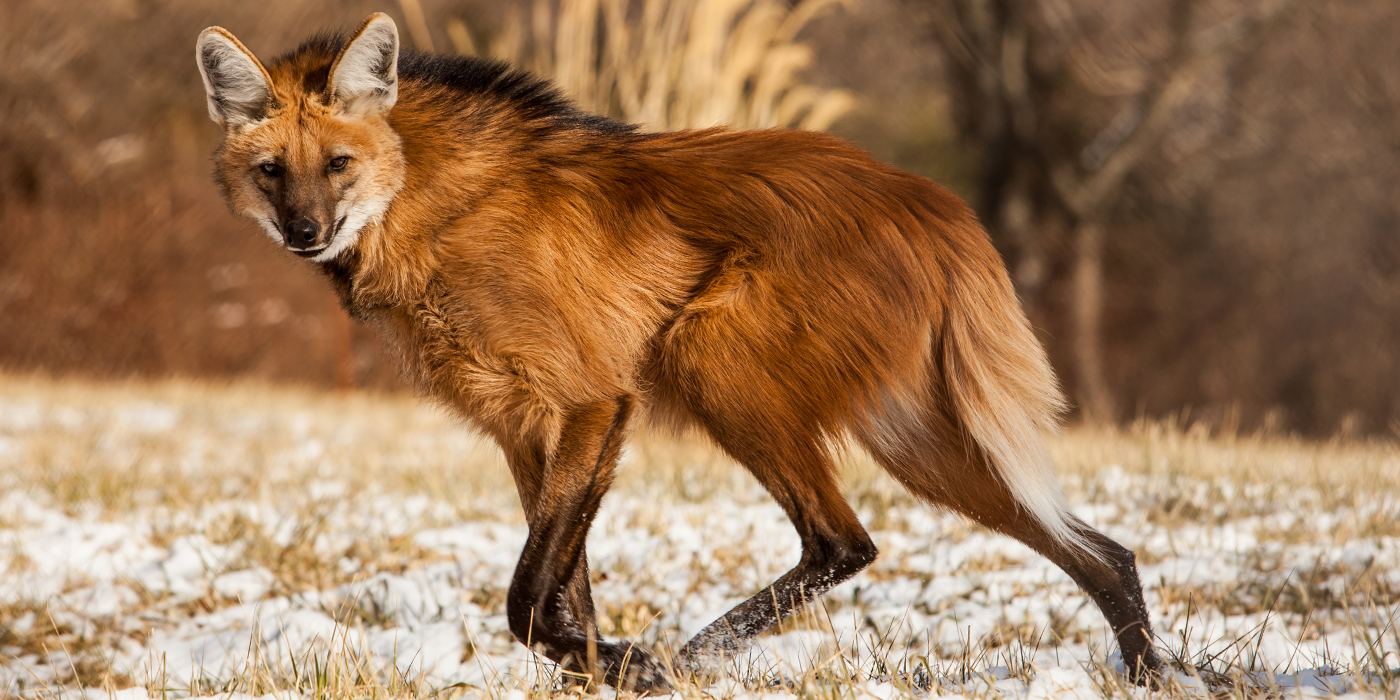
(919, 0), (1302, 422)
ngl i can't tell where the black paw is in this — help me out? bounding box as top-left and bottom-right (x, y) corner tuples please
(676, 629), (743, 671)
(1120, 646), (1164, 688)
(590, 642), (673, 694)
(673, 630), (757, 687)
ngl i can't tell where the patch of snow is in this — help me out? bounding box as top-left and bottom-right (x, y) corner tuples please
(3, 420), (1398, 699)
(213, 568), (275, 601)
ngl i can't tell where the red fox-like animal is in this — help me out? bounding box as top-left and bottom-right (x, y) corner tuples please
(197, 13), (1161, 691)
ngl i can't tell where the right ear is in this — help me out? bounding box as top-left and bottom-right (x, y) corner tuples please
(327, 13), (400, 116)
(196, 27), (274, 127)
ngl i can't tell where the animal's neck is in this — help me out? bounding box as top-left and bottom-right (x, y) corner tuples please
(317, 249), (371, 318)
(327, 92), (586, 313)
(326, 209), (434, 313)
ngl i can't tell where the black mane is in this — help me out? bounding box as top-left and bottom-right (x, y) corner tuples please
(274, 33), (635, 134)
(399, 50), (635, 134)
(276, 31), (345, 65)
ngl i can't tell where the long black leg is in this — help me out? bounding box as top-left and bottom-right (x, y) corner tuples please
(503, 396), (671, 692)
(678, 438), (877, 672)
(1054, 521), (1162, 683)
(864, 433), (1163, 685)
(503, 441), (598, 639)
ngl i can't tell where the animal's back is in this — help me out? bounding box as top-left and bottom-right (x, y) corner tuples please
(618, 131), (1001, 402)
(369, 56), (1074, 545)
(597, 127), (1081, 551)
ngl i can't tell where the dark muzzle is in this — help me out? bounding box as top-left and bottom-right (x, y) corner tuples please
(286, 218), (322, 250)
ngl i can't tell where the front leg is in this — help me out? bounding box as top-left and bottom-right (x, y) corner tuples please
(503, 442), (599, 640)
(504, 396), (671, 692)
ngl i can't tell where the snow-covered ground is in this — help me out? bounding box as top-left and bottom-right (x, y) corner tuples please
(1, 377), (1397, 699)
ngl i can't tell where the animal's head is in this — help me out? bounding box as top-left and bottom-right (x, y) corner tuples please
(197, 14), (407, 263)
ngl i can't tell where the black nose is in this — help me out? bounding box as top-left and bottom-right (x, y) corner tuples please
(287, 219), (320, 249)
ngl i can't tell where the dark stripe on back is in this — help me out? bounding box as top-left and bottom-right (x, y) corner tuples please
(273, 32), (635, 134)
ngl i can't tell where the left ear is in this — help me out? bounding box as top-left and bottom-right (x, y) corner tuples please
(328, 13), (400, 116)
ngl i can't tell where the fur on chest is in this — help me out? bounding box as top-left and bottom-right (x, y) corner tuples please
(375, 290), (644, 442)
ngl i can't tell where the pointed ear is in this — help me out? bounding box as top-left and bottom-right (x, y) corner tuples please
(196, 27), (274, 127)
(328, 13), (399, 116)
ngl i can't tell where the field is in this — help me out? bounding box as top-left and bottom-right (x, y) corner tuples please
(1, 374), (1398, 699)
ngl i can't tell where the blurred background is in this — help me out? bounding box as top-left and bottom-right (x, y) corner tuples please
(1, 0), (1397, 437)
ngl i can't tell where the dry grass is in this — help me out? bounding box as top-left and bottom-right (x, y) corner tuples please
(1, 373), (1398, 699)
(0, 373), (515, 520)
(433, 0), (856, 132)
(1053, 419), (1400, 497)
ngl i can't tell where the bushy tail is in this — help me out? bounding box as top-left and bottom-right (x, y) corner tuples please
(941, 265), (1103, 561)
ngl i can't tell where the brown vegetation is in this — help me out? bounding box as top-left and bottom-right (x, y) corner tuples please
(3, 373), (1398, 698)
(2, 0), (1399, 437)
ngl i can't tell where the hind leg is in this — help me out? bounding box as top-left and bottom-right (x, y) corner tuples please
(652, 267), (884, 674)
(678, 430), (877, 671)
(861, 423), (1162, 683)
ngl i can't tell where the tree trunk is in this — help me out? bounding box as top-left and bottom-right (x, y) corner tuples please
(1071, 220), (1114, 423)
(998, 168), (1048, 311)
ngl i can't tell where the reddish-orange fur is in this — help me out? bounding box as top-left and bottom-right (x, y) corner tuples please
(199, 14), (1161, 691)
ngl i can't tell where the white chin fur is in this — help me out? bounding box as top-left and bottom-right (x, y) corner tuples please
(307, 194), (394, 264)
(309, 227), (360, 263)
(252, 215), (282, 243)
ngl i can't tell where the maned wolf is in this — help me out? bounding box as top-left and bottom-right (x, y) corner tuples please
(197, 13), (1162, 691)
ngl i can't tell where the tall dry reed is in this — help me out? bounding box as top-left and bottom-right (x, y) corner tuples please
(432, 0), (855, 132)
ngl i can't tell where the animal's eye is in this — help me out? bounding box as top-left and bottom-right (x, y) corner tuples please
(328, 156), (350, 172)
(259, 162), (282, 177)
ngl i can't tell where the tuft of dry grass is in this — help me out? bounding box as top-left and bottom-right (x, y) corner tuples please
(1053, 418), (1400, 495)
(441, 0), (856, 133)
